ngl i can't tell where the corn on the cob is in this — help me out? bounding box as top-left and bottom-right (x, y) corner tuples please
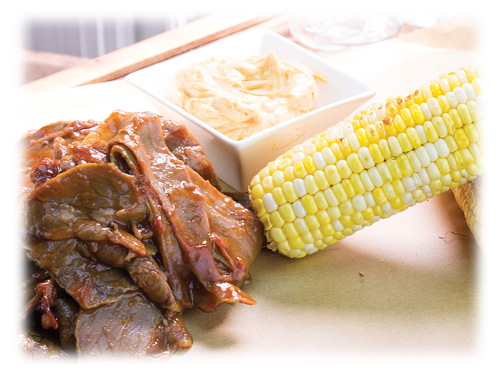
(452, 178), (482, 246)
(249, 66), (486, 258)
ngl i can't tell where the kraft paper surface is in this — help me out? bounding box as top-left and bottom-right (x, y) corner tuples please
(13, 17), (486, 371)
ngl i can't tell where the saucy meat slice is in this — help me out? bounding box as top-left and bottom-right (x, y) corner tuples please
(75, 290), (191, 358)
(21, 110), (263, 358)
(12, 327), (77, 365)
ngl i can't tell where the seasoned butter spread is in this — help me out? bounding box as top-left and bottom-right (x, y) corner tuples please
(173, 53), (327, 141)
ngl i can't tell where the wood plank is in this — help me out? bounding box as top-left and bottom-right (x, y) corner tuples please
(19, 13), (279, 96)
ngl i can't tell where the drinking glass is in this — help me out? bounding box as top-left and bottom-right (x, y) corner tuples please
(402, 10), (465, 27)
(289, 12), (402, 51)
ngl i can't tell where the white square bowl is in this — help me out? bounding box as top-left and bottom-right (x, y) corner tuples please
(126, 28), (375, 192)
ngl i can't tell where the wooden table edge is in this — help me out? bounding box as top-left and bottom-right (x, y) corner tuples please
(18, 13), (282, 96)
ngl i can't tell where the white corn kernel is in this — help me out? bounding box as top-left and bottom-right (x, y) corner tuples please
(434, 138), (449, 157)
(381, 202), (393, 214)
(292, 200), (307, 217)
(453, 87), (468, 104)
(416, 146), (431, 167)
(313, 152), (327, 169)
(293, 178), (307, 197)
(291, 152), (305, 164)
(352, 195), (367, 211)
(263, 193), (279, 213)
(358, 147), (375, 169)
(364, 191), (376, 207)
(462, 83), (476, 99)
(368, 166), (384, 187)
(415, 125), (428, 144)
(424, 142), (439, 161)
(445, 92), (458, 108)
(420, 103), (432, 120)
(402, 176), (416, 192)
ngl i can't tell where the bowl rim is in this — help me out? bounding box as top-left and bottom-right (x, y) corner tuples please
(126, 28), (376, 150)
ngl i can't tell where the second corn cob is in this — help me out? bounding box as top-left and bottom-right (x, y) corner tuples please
(452, 178), (483, 246)
(249, 66), (486, 258)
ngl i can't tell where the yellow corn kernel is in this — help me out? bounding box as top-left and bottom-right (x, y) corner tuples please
(272, 187), (287, 206)
(362, 207), (375, 221)
(420, 84), (433, 100)
(389, 197), (403, 210)
(410, 90), (424, 106)
(449, 109), (464, 128)
(397, 154), (413, 177)
(467, 100), (483, 122)
(457, 103), (472, 125)
(355, 128), (370, 146)
(429, 82), (442, 97)
(278, 203), (295, 222)
(332, 184), (348, 203)
(459, 148), (474, 166)
(259, 214), (272, 231)
(423, 121), (439, 142)
(313, 170), (330, 190)
(438, 78), (451, 94)
(377, 162), (393, 183)
(462, 66), (477, 82)
(293, 161), (308, 179)
(278, 157), (292, 171)
(313, 191), (329, 210)
(436, 157), (450, 176)
(289, 236), (306, 250)
(386, 158), (403, 180)
(251, 184), (265, 200)
(397, 132), (413, 152)
(305, 175), (319, 195)
(404, 94), (415, 108)
(399, 108), (415, 128)
(252, 199), (266, 217)
(372, 205), (383, 217)
(442, 113), (456, 135)
(392, 180), (406, 197)
(262, 175), (275, 193)
(270, 227), (287, 242)
(437, 95), (451, 113)
(301, 195), (318, 215)
(465, 162), (479, 176)
(337, 160), (352, 179)
(319, 223), (336, 237)
(450, 170), (462, 182)
(350, 174), (366, 195)
(339, 137), (352, 158)
(316, 210), (332, 225)
(409, 103), (425, 125)
(430, 180), (443, 192)
(454, 128), (470, 148)
(339, 215), (354, 229)
(327, 206), (341, 221)
(369, 143), (384, 163)
(406, 127), (422, 148)
(431, 116), (448, 138)
(351, 211), (364, 225)
(324, 165), (342, 185)
(330, 142), (345, 160)
(340, 200), (354, 215)
(365, 124), (380, 143)
(377, 119), (389, 139)
(463, 124), (479, 143)
(347, 154), (364, 173)
(282, 181), (299, 203)
(305, 214), (321, 230)
(444, 135), (459, 153)
(453, 151), (466, 170)
(372, 187), (388, 205)
(283, 165), (295, 181)
(386, 98), (398, 113)
(472, 77), (484, 95)
(384, 115), (396, 136)
(315, 136), (329, 151)
(393, 114), (407, 133)
(303, 156), (317, 174)
(342, 179), (356, 198)
(270, 211), (285, 228)
(447, 73), (462, 89)
(382, 182), (397, 200)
